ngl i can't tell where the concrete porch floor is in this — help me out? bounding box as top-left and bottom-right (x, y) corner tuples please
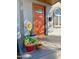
(42, 35), (61, 59)
(18, 35), (61, 59)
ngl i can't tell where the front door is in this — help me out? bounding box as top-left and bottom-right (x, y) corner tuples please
(33, 3), (46, 36)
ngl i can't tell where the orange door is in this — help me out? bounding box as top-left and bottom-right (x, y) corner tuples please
(33, 3), (45, 36)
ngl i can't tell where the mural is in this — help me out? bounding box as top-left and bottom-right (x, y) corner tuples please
(24, 18), (29, 36)
(33, 3), (45, 36)
(17, 15), (21, 39)
(17, 24), (21, 39)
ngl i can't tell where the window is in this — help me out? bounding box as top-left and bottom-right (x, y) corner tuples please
(53, 7), (61, 28)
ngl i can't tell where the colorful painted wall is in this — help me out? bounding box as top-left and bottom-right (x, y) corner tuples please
(17, 0), (52, 38)
(17, 0), (21, 39)
(22, 0), (51, 36)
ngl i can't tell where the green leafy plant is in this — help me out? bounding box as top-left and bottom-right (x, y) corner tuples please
(24, 36), (39, 45)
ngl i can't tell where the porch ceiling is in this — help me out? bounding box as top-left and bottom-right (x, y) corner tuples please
(37, 0), (60, 5)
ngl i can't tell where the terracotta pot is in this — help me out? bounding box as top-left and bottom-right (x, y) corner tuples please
(36, 44), (42, 49)
(25, 44), (35, 52)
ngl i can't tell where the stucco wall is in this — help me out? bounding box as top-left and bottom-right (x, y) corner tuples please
(48, 2), (61, 36)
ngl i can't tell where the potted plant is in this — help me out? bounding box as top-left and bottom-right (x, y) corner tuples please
(35, 41), (42, 50)
(24, 35), (43, 52)
(24, 36), (35, 52)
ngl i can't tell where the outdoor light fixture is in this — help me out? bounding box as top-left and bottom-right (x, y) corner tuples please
(49, 17), (52, 21)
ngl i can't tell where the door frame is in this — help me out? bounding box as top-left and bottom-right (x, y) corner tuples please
(32, 3), (46, 35)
